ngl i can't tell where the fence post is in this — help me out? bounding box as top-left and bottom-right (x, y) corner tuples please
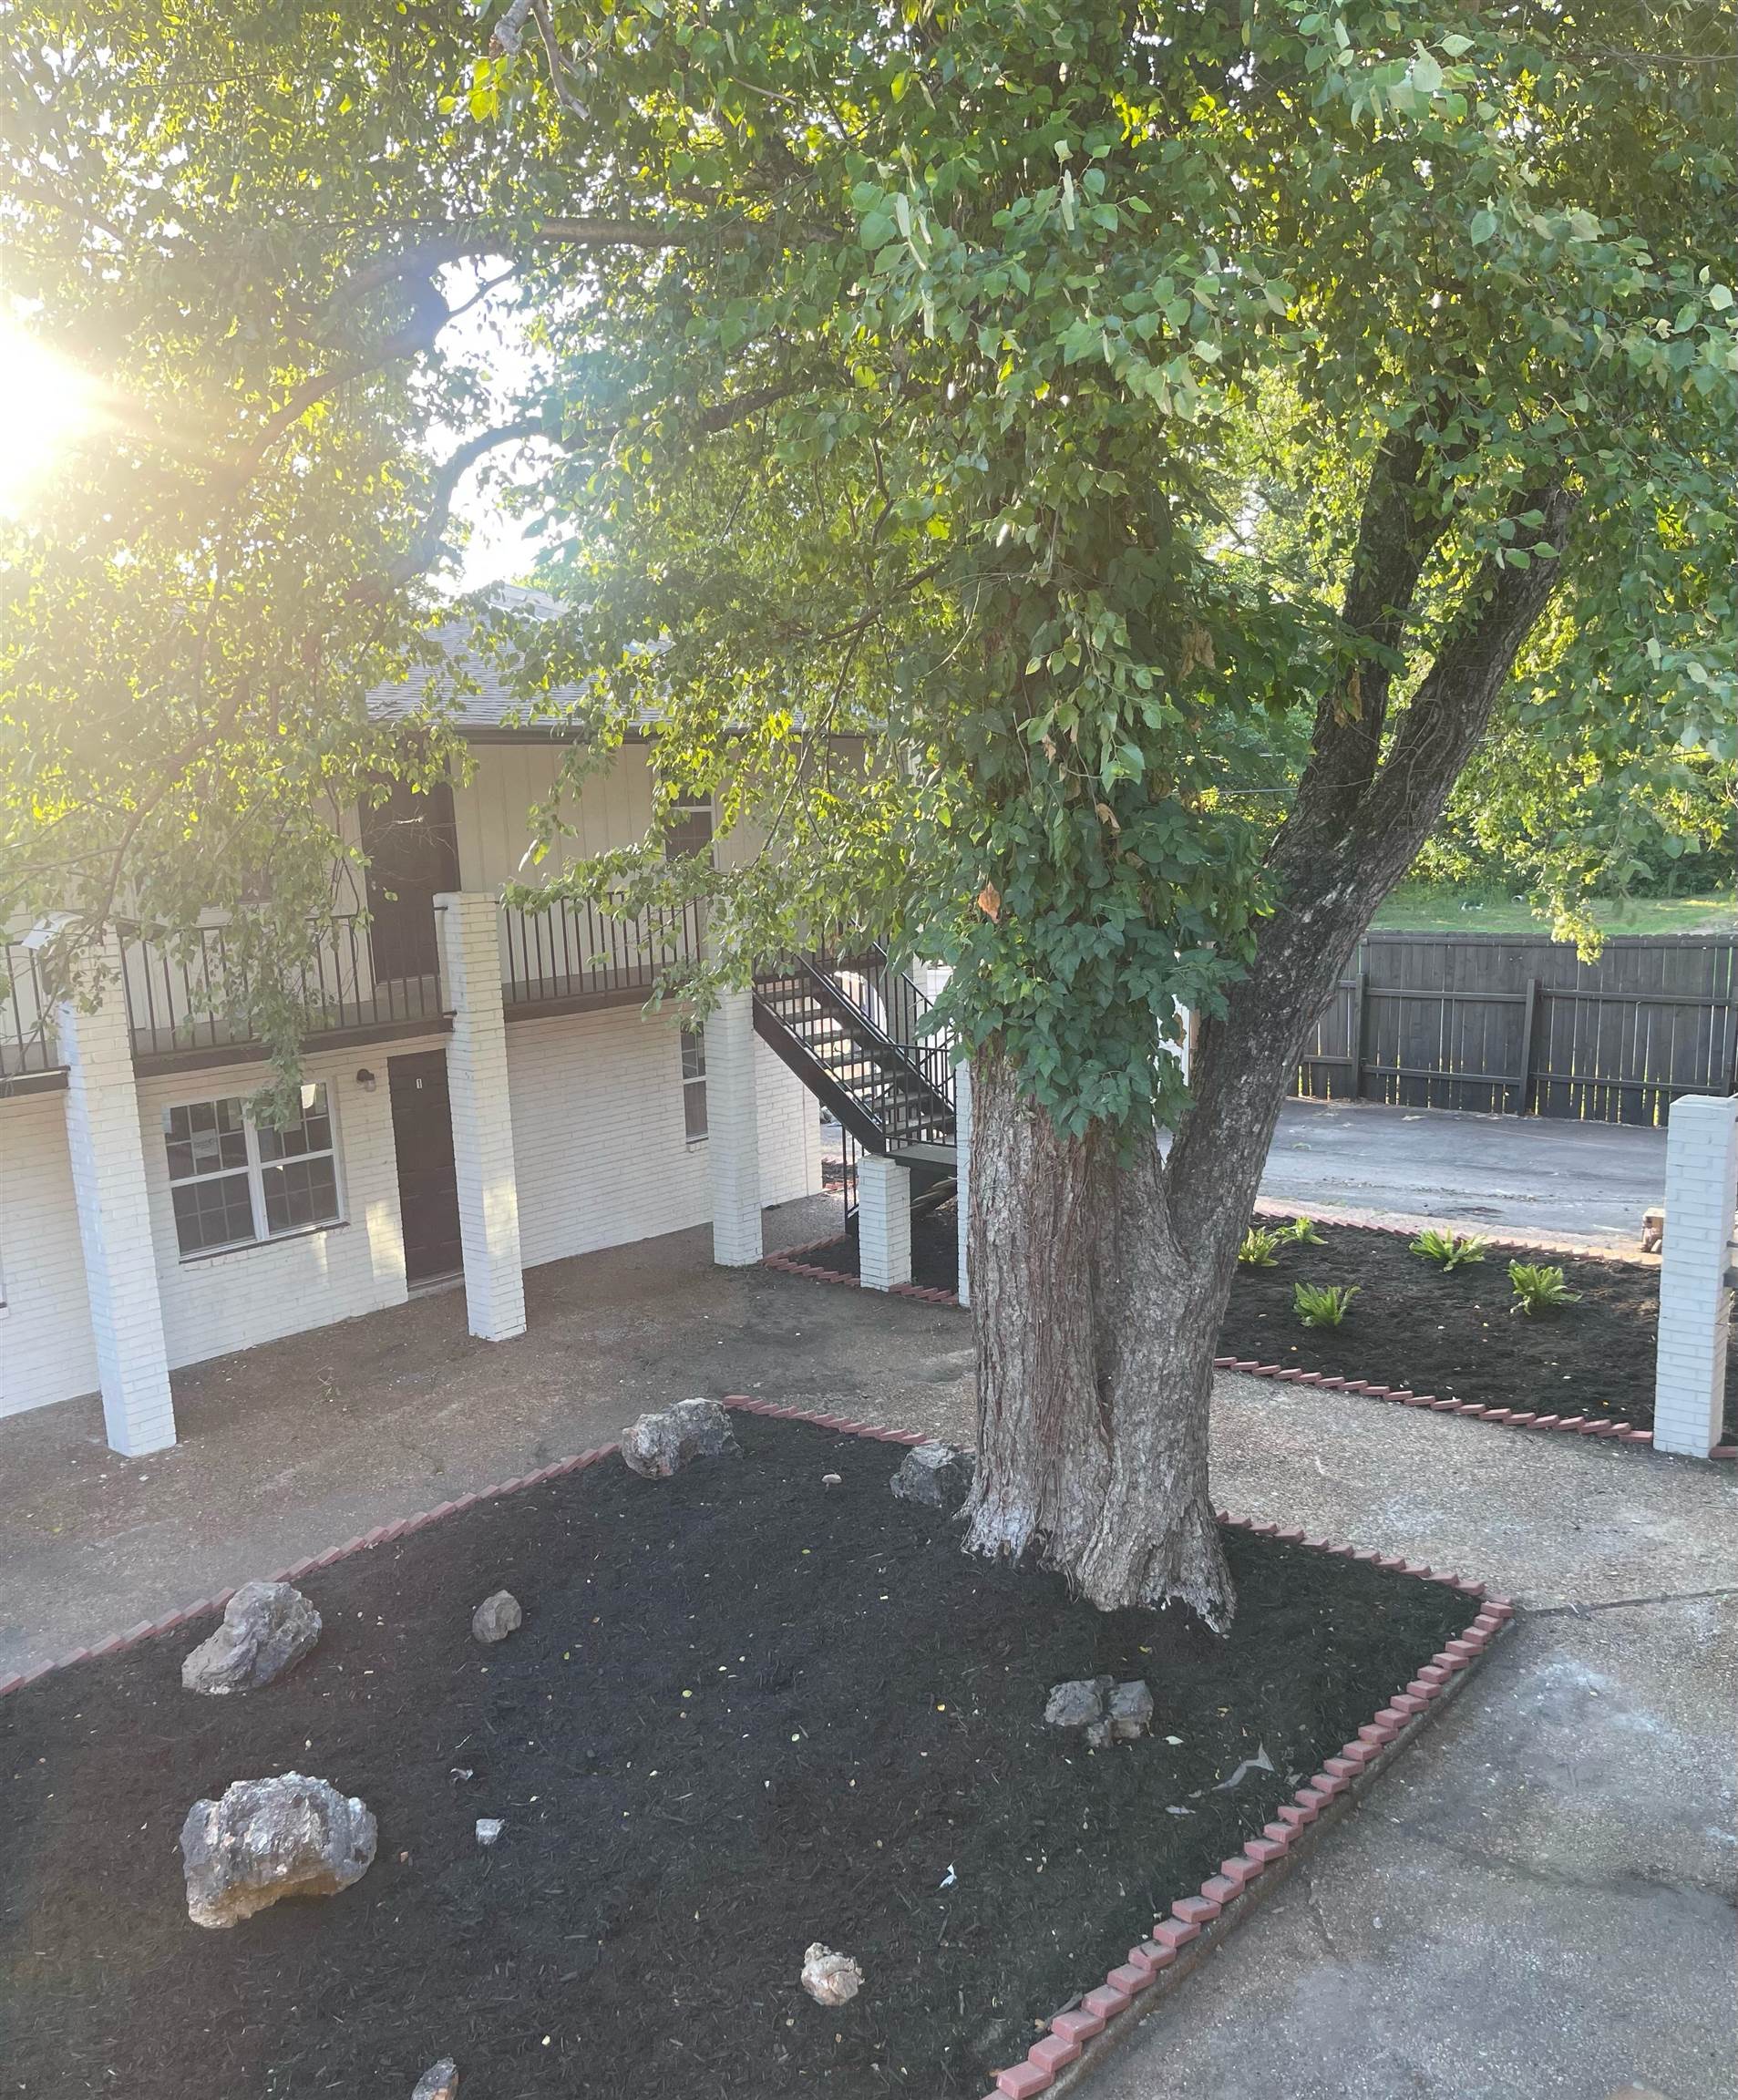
(1653, 1092), (1738, 1459)
(1348, 969), (1368, 1102)
(1512, 977), (1539, 1116)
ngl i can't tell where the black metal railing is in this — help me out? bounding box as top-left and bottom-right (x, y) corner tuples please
(120, 912), (447, 1062)
(816, 941), (955, 1108)
(753, 957), (956, 1153)
(1, 942), (59, 1078)
(500, 894), (705, 1011)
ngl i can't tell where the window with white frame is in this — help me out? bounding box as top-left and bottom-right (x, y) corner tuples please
(163, 1083), (342, 1258)
(664, 793), (715, 863)
(680, 1026), (708, 1142)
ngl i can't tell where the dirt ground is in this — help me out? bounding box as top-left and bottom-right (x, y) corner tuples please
(2, 1195), (1733, 2100)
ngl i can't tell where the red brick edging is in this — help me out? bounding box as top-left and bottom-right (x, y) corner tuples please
(0, 1396), (1511, 2100)
(760, 1235), (1737, 1463)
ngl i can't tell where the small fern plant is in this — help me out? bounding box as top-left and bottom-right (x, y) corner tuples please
(1239, 1226), (1282, 1267)
(1294, 1282), (1360, 1328)
(1278, 1216), (1326, 1246)
(1410, 1229), (1488, 1272)
(1508, 1261), (1581, 1315)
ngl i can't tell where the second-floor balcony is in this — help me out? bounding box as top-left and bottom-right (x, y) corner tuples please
(114, 893), (706, 1069)
(1, 942), (61, 1089)
(499, 894), (706, 1017)
(121, 913), (448, 1070)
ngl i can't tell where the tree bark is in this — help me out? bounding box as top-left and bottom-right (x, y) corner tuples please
(960, 1045), (1237, 1630)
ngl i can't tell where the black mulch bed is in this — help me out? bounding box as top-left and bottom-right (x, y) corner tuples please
(817, 1202), (1733, 1441)
(1, 1415), (1469, 2100)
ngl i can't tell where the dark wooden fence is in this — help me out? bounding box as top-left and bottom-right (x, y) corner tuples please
(1292, 932), (1738, 1126)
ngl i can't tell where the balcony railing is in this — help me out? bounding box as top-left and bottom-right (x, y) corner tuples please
(120, 914), (447, 1065)
(1, 942), (60, 1081)
(500, 894), (705, 1013)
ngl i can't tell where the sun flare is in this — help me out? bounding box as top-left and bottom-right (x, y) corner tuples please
(0, 317), (99, 516)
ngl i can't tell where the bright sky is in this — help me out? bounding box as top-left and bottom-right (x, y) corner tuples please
(439, 267), (553, 593)
(0, 280), (542, 586)
(0, 314), (102, 518)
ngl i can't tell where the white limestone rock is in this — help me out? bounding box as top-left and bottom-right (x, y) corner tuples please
(181, 1580), (322, 1696)
(621, 1397), (743, 1478)
(1044, 1677), (1113, 1729)
(470, 1590), (522, 1644)
(888, 1442), (976, 1514)
(1106, 1680), (1155, 1741)
(180, 1773), (375, 1929)
(801, 1942), (864, 2006)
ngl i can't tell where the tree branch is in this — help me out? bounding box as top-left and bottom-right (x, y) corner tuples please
(1273, 427), (1453, 866)
(1168, 483), (1579, 1250)
(337, 216), (721, 308)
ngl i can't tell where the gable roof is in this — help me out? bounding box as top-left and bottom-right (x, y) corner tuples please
(365, 586), (612, 742)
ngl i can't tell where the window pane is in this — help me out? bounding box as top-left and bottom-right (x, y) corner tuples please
(262, 1154), (340, 1236)
(171, 1172), (256, 1256)
(164, 1096), (246, 1180)
(666, 808), (714, 860)
(683, 1081), (708, 1142)
(257, 1083), (330, 1163)
(680, 1027), (705, 1082)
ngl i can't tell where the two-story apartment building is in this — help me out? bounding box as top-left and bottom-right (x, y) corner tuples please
(0, 639), (831, 1454)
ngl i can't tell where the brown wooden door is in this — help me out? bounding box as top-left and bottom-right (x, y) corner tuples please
(360, 777), (459, 983)
(388, 1050), (464, 1285)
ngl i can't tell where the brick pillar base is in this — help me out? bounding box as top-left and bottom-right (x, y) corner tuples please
(436, 893), (527, 1343)
(859, 1153), (912, 1292)
(57, 930), (176, 1454)
(708, 988), (763, 1266)
(1653, 1092), (1737, 1458)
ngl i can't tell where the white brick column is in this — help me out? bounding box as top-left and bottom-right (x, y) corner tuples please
(859, 1152), (912, 1291)
(707, 986), (763, 1265)
(436, 893), (526, 1343)
(953, 1058), (972, 1307)
(1653, 1092), (1738, 1458)
(57, 932), (176, 1454)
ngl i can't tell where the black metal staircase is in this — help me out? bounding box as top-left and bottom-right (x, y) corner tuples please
(752, 951), (956, 1160)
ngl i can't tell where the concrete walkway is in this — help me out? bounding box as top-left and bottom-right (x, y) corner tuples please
(1262, 1096), (1668, 1251)
(1, 1213), (1732, 2099)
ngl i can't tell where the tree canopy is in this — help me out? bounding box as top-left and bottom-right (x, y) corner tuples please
(1, 0), (1733, 1107)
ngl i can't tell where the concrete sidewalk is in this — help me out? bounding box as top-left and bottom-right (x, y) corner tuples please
(1, 1219), (1732, 2099)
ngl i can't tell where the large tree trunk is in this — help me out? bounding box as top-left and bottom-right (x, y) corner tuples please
(955, 482), (1579, 1630)
(960, 1044), (1249, 1631)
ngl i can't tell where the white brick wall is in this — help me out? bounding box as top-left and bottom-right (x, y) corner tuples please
(757, 1036), (825, 1208)
(0, 1092), (99, 1417)
(1, 996), (822, 1424)
(505, 1003), (820, 1271)
(138, 1042), (432, 1373)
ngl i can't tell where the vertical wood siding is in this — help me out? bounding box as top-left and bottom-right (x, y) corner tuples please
(1292, 932), (1738, 1125)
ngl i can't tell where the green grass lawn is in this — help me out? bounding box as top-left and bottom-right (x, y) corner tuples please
(1371, 882), (1736, 938)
